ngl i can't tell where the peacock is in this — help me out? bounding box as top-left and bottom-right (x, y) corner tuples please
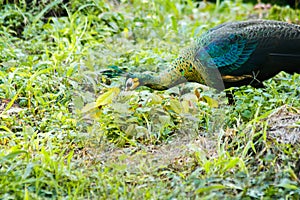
(125, 20), (300, 92)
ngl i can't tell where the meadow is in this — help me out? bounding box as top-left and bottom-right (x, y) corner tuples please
(0, 0), (299, 198)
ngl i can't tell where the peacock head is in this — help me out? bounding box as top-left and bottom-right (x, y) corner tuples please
(125, 72), (172, 91)
(125, 73), (143, 91)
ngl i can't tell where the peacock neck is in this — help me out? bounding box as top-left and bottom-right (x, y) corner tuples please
(140, 69), (186, 90)
(138, 47), (210, 90)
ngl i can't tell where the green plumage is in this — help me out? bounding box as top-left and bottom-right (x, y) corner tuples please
(126, 20), (300, 91)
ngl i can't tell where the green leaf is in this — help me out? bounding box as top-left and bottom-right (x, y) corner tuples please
(242, 110), (252, 119)
(224, 158), (239, 170)
(73, 96), (84, 109)
(81, 102), (97, 113)
(196, 184), (227, 194)
(33, 0), (63, 24)
(0, 150), (28, 163)
(277, 178), (299, 190)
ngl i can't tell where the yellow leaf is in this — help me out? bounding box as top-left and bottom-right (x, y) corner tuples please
(181, 93), (198, 103)
(24, 186), (29, 200)
(194, 88), (201, 100)
(202, 96), (219, 108)
(169, 99), (182, 114)
(123, 27), (129, 38)
(148, 93), (163, 104)
(181, 100), (190, 113)
(96, 87), (120, 107)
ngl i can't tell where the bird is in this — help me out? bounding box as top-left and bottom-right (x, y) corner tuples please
(125, 20), (300, 92)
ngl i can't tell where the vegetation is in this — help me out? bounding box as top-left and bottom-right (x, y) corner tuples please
(0, 0), (299, 198)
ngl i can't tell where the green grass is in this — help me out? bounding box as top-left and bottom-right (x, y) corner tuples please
(0, 0), (299, 199)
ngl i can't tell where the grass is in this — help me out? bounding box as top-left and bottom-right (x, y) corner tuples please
(0, 0), (300, 199)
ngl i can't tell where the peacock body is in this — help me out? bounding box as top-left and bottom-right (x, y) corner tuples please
(125, 20), (300, 91)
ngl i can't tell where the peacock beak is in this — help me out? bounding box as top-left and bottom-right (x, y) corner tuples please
(125, 77), (140, 91)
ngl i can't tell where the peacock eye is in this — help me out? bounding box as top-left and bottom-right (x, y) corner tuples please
(126, 80), (133, 88)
